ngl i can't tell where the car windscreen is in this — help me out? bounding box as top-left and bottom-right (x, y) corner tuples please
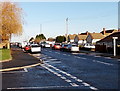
(31, 45), (40, 47)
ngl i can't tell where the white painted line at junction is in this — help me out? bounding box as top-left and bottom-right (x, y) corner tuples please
(7, 86), (73, 89)
(60, 76), (66, 80)
(82, 82), (90, 86)
(65, 79), (72, 82)
(24, 68), (28, 72)
(70, 83), (79, 87)
(90, 86), (98, 90)
(44, 63), (98, 90)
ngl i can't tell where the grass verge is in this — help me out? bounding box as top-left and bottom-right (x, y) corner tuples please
(0, 49), (12, 61)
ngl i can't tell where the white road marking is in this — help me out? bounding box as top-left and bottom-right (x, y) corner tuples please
(7, 86), (73, 89)
(82, 82), (90, 86)
(65, 79), (72, 82)
(63, 54), (67, 55)
(117, 59), (120, 61)
(81, 57), (87, 60)
(47, 57), (52, 59)
(94, 56), (101, 58)
(70, 83), (79, 87)
(42, 58), (47, 60)
(93, 60), (113, 66)
(24, 68), (28, 72)
(90, 86), (98, 90)
(50, 61), (61, 64)
(61, 76), (66, 80)
(104, 57), (112, 59)
(76, 79), (83, 82)
(44, 63), (98, 90)
(67, 55), (70, 56)
(49, 59), (58, 61)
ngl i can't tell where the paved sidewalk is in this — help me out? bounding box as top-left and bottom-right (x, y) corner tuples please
(79, 50), (120, 59)
(0, 47), (40, 69)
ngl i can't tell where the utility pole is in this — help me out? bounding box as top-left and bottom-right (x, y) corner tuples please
(40, 24), (42, 34)
(66, 18), (68, 43)
(112, 37), (118, 56)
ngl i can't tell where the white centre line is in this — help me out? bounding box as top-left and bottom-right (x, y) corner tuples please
(93, 60), (113, 66)
(44, 63), (98, 90)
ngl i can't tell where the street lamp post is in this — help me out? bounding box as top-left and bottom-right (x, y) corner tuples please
(112, 37), (118, 56)
(66, 18), (68, 43)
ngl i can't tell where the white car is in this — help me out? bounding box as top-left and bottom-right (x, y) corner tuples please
(84, 43), (95, 49)
(67, 44), (79, 52)
(44, 43), (51, 48)
(30, 44), (41, 53)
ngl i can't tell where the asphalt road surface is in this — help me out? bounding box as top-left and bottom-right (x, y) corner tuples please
(2, 48), (119, 90)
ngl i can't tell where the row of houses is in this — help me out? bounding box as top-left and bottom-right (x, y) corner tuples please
(67, 28), (119, 45)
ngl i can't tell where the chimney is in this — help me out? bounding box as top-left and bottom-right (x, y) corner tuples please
(86, 31), (89, 35)
(103, 28), (106, 35)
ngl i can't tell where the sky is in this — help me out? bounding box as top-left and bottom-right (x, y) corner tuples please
(11, 2), (118, 42)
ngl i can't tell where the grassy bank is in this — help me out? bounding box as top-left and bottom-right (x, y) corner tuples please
(0, 49), (12, 61)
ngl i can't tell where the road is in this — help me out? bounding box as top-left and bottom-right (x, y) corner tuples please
(2, 48), (119, 90)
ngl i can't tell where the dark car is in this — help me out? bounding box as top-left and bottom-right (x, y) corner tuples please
(60, 44), (69, 51)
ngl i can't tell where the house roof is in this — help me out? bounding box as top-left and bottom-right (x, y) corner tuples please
(68, 34), (77, 40)
(97, 32), (120, 43)
(77, 34), (88, 40)
(89, 33), (105, 39)
(101, 29), (118, 35)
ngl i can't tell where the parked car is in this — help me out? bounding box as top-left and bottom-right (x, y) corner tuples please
(30, 44), (41, 53)
(23, 45), (31, 52)
(52, 43), (61, 50)
(44, 43), (51, 48)
(83, 43), (95, 49)
(67, 44), (79, 52)
(60, 44), (69, 51)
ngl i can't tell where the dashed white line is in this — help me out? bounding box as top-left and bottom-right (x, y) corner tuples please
(70, 83), (79, 87)
(104, 57), (112, 59)
(93, 60), (113, 66)
(82, 82), (90, 86)
(94, 56), (101, 58)
(49, 59), (58, 61)
(81, 57), (87, 60)
(60, 76), (66, 80)
(44, 63), (98, 90)
(65, 79), (72, 82)
(63, 54), (67, 56)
